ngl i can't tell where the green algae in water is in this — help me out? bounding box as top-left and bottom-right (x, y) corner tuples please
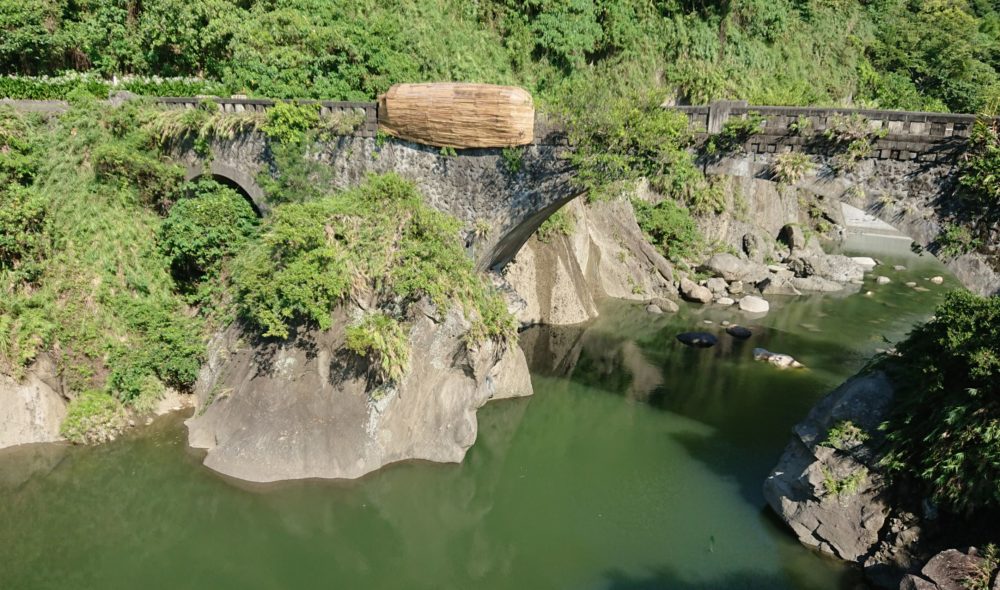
(0, 243), (954, 589)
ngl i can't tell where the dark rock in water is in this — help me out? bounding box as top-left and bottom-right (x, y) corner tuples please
(676, 332), (718, 348)
(726, 325), (752, 339)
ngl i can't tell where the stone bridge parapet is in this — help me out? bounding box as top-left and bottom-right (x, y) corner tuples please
(672, 101), (980, 162)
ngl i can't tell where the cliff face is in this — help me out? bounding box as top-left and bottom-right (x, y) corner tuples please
(0, 354), (66, 450)
(503, 199), (677, 326)
(186, 299), (531, 483)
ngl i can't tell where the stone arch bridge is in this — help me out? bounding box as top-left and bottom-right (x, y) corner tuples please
(5, 95), (992, 290)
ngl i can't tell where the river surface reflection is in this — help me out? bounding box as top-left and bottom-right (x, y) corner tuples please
(0, 241), (956, 589)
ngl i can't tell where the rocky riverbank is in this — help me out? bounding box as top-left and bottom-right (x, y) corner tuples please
(764, 370), (999, 589)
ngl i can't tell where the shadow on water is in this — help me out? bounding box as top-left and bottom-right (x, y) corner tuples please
(521, 249), (955, 510)
(597, 561), (864, 590)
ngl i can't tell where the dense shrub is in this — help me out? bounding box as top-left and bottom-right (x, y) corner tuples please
(159, 179), (259, 290)
(0, 109), (49, 284)
(881, 290), (1000, 514)
(232, 173), (516, 344)
(632, 198), (702, 263)
(92, 142), (186, 212)
(60, 390), (128, 444)
(0, 186), (50, 284)
(706, 112), (765, 155)
(958, 115), (1000, 221)
(557, 82), (706, 204)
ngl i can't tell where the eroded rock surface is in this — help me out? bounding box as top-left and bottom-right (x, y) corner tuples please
(0, 356), (67, 450)
(504, 199), (676, 326)
(764, 371), (896, 562)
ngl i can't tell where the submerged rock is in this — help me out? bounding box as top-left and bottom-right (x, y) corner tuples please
(187, 300), (532, 483)
(726, 325), (752, 339)
(930, 276), (944, 285)
(676, 332), (718, 348)
(645, 304), (663, 314)
(852, 256), (878, 271)
(739, 295), (770, 314)
(791, 276), (845, 293)
(876, 276), (891, 285)
(649, 297), (680, 313)
(752, 348), (804, 368)
(716, 296), (735, 306)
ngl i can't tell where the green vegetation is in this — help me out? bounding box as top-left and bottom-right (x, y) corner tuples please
(535, 207), (575, 243)
(706, 112), (765, 155)
(880, 290), (1000, 514)
(953, 113), (1000, 260)
(60, 390), (128, 444)
(632, 198), (702, 263)
(158, 178), (259, 303)
(501, 147), (524, 174)
(823, 420), (870, 451)
(936, 223), (982, 259)
(963, 543), (999, 590)
(231, 173), (516, 344)
(822, 113), (887, 171)
(771, 152), (814, 185)
(345, 311), (410, 387)
(0, 97), (206, 439)
(1, 0), (998, 116)
(0, 108), (49, 286)
(822, 466), (869, 498)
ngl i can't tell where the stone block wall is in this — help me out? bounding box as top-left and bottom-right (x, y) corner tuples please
(672, 101), (980, 162)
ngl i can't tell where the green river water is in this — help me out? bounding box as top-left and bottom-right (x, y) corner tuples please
(0, 240), (959, 590)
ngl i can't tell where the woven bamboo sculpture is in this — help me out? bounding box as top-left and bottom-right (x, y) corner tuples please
(377, 83), (534, 148)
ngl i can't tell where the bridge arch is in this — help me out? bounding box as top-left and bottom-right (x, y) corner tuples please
(183, 161), (267, 217)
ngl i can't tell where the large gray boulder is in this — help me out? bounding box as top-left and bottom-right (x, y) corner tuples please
(763, 371), (896, 562)
(699, 253), (770, 283)
(788, 254), (866, 283)
(187, 300), (532, 483)
(679, 277), (713, 303)
(0, 355), (67, 450)
(738, 295), (770, 314)
(791, 276), (847, 293)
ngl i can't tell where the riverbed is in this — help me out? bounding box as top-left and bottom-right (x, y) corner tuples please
(0, 242), (958, 589)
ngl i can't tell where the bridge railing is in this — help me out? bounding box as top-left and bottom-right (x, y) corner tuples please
(154, 97), (379, 138)
(671, 100), (980, 162)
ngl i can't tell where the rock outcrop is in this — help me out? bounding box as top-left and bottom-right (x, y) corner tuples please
(0, 355), (67, 450)
(900, 548), (997, 590)
(764, 371), (896, 562)
(504, 199), (676, 325)
(187, 300), (532, 483)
